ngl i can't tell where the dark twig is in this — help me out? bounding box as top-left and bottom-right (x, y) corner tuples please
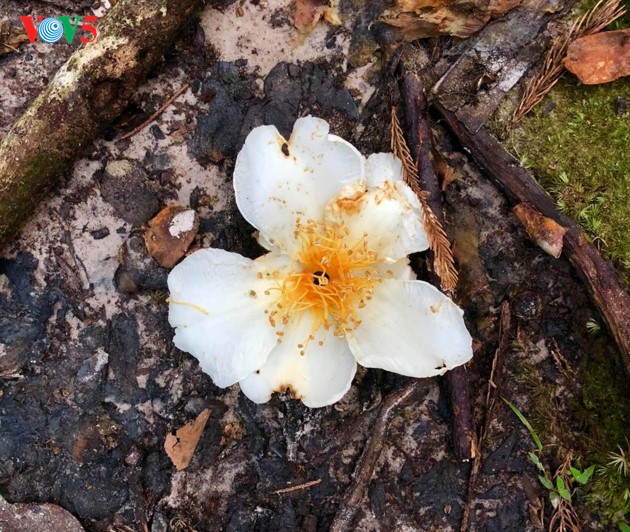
(329, 381), (424, 532)
(434, 102), (630, 374)
(460, 302), (511, 532)
(399, 71), (476, 462)
(117, 83), (190, 141)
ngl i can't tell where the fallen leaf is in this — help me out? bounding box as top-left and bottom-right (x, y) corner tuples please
(513, 203), (567, 258)
(292, 0), (341, 32)
(381, 0), (522, 39)
(144, 206), (199, 269)
(165, 408), (211, 471)
(0, 18), (29, 58)
(564, 29), (630, 85)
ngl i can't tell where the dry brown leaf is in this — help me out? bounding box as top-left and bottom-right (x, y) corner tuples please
(165, 408), (211, 471)
(144, 206), (199, 269)
(513, 203), (567, 258)
(292, 0), (341, 32)
(0, 18), (29, 57)
(564, 29), (630, 85)
(382, 0), (522, 39)
(513, 0), (626, 123)
(390, 108), (458, 293)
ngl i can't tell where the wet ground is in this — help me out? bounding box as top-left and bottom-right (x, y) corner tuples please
(1, 0), (629, 530)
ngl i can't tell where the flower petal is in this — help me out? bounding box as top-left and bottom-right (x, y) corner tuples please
(239, 311), (357, 407)
(234, 116), (364, 255)
(346, 279), (472, 378)
(365, 153), (404, 186)
(325, 180), (429, 263)
(168, 249), (291, 388)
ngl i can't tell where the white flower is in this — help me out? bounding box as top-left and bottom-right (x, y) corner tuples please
(168, 116), (473, 407)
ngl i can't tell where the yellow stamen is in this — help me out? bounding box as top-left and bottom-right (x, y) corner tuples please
(168, 298), (209, 316)
(270, 220), (381, 337)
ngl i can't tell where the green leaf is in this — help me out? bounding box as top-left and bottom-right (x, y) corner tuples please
(619, 523), (630, 532)
(503, 399), (543, 453)
(578, 465), (595, 484)
(556, 477), (565, 490)
(529, 452), (545, 472)
(569, 466), (581, 479)
(539, 475), (554, 490)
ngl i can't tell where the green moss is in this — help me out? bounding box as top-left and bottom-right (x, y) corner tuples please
(506, 76), (630, 282)
(576, 339), (630, 524)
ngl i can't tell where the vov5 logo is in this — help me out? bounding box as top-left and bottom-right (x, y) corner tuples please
(20, 16), (98, 44)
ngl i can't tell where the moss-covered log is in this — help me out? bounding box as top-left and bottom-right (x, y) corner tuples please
(0, 0), (207, 250)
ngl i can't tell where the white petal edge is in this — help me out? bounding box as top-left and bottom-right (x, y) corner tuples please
(365, 153), (404, 187)
(168, 249), (291, 388)
(239, 311), (357, 408)
(234, 116), (365, 256)
(346, 279), (472, 378)
(325, 180), (429, 263)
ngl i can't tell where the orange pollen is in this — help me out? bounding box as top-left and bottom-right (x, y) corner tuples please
(270, 220), (381, 336)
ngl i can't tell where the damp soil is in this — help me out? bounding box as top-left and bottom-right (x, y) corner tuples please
(1, 0), (629, 531)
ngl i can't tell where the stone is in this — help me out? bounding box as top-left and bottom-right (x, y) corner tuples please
(0, 495), (84, 532)
(114, 234), (168, 293)
(564, 30), (630, 85)
(100, 159), (159, 226)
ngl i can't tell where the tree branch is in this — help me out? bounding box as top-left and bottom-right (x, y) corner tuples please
(0, 0), (208, 250)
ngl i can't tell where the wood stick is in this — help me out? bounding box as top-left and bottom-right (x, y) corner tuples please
(0, 0), (208, 250)
(433, 102), (630, 374)
(330, 381), (424, 532)
(400, 72), (477, 461)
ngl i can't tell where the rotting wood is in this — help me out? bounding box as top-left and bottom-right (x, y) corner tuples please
(329, 381), (424, 532)
(399, 71), (477, 462)
(434, 102), (630, 374)
(0, 0), (208, 251)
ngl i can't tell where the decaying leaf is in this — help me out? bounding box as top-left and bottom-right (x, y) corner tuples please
(292, 0), (341, 32)
(381, 0), (522, 40)
(0, 18), (29, 58)
(144, 206), (199, 269)
(165, 408), (211, 471)
(513, 203), (567, 258)
(564, 29), (630, 85)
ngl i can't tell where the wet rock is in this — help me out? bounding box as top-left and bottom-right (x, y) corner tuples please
(115, 234), (169, 293)
(90, 227), (110, 240)
(483, 431), (518, 474)
(369, 480), (386, 519)
(485, 492), (527, 531)
(0, 253), (53, 376)
(513, 291), (542, 321)
(144, 206), (199, 269)
(411, 460), (466, 523)
(100, 160), (159, 226)
(190, 62), (254, 163)
(0, 495), (84, 532)
(564, 30), (630, 85)
(76, 348), (109, 383)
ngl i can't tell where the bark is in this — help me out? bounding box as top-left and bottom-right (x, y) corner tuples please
(400, 72), (477, 461)
(0, 0), (208, 250)
(434, 102), (630, 374)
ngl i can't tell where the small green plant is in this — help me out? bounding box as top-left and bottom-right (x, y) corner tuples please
(619, 522), (630, 532)
(608, 440), (630, 477)
(585, 319), (601, 335)
(504, 398), (590, 528)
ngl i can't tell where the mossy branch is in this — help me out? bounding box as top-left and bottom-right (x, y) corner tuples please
(0, 0), (208, 250)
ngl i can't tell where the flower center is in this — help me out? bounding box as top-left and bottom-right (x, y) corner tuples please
(268, 220), (381, 339)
